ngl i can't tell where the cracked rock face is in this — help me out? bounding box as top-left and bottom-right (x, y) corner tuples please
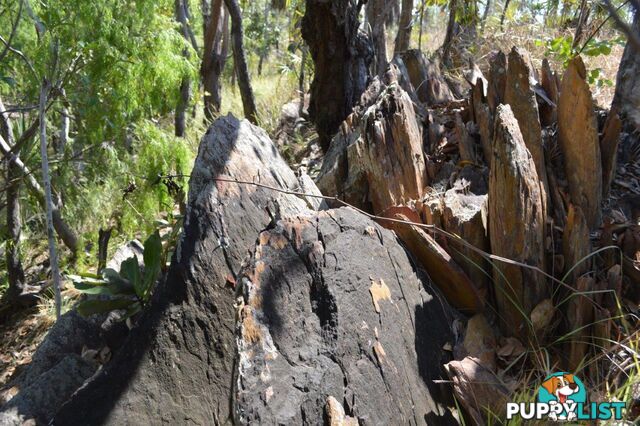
(233, 207), (453, 425)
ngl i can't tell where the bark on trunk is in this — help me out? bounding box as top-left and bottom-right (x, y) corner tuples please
(394, 0), (414, 55)
(442, 0), (458, 66)
(224, 0), (258, 124)
(481, 0), (493, 31)
(612, 10), (640, 130)
(175, 0), (198, 136)
(366, 0), (391, 77)
(0, 98), (25, 302)
(302, 0), (372, 152)
(0, 133), (78, 253)
(202, 0), (230, 121)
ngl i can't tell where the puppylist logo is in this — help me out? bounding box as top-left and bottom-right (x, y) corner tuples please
(506, 372), (626, 421)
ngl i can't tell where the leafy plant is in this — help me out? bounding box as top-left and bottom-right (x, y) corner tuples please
(69, 231), (162, 318)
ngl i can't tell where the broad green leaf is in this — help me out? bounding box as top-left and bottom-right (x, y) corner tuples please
(120, 257), (142, 297)
(76, 298), (136, 317)
(142, 231), (162, 300)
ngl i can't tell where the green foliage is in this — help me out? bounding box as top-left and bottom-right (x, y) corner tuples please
(535, 34), (619, 87)
(69, 231), (163, 318)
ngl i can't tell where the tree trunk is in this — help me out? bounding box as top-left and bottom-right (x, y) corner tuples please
(175, 0), (197, 136)
(481, 0), (493, 31)
(302, 0), (372, 152)
(0, 97), (25, 303)
(366, 0), (391, 76)
(394, 0), (413, 55)
(612, 9), (639, 130)
(500, 0), (511, 30)
(442, 0), (458, 66)
(224, 0), (258, 124)
(0, 133), (79, 253)
(202, 0), (229, 122)
(39, 82), (62, 319)
(571, 0), (590, 50)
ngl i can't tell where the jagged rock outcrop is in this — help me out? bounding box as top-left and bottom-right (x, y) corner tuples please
(558, 55), (602, 228)
(54, 115), (316, 425)
(316, 80), (426, 214)
(503, 47), (548, 213)
(489, 105), (547, 336)
(233, 208), (454, 424)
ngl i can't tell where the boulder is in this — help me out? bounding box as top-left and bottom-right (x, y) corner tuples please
(0, 311), (104, 423)
(3, 355), (95, 424)
(234, 207), (454, 424)
(54, 115), (317, 425)
(489, 105), (547, 336)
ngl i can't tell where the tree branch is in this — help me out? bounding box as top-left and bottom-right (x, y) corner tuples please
(602, 0), (640, 52)
(0, 0), (23, 64)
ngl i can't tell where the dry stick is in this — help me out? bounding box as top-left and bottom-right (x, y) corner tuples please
(39, 81), (62, 319)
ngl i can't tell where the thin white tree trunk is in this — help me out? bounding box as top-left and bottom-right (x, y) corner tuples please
(39, 81), (62, 319)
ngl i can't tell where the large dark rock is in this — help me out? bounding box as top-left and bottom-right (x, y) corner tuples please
(234, 207), (454, 424)
(53, 115), (316, 425)
(0, 311), (104, 424)
(52, 114), (456, 425)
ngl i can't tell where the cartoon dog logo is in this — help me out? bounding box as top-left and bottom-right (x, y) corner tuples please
(540, 373), (581, 421)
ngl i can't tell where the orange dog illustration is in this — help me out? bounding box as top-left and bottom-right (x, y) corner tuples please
(541, 374), (580, 421)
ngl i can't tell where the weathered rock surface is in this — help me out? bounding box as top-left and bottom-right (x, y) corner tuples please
(444, 357), (510, 425)
(503, 47), (548, 213)
(470, 75), (493, 166)
(3, 355), (95, 424)
(487, 51), (507, 114)
(558, 55), (602, 228)
(54, 115), (317, 425)
(600, 107), (622, 198)
(316, 82), (426, 214)
(539, 59), (558, 126)
(442, 190), (490, 300)
(562, 204), (591, 284)
(489, 105), (547, 336)
(383, 212), (484, 314)
(233, 207), (455, 424)
(0, 311), (105, 423)
(400, 49), (456, 105)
